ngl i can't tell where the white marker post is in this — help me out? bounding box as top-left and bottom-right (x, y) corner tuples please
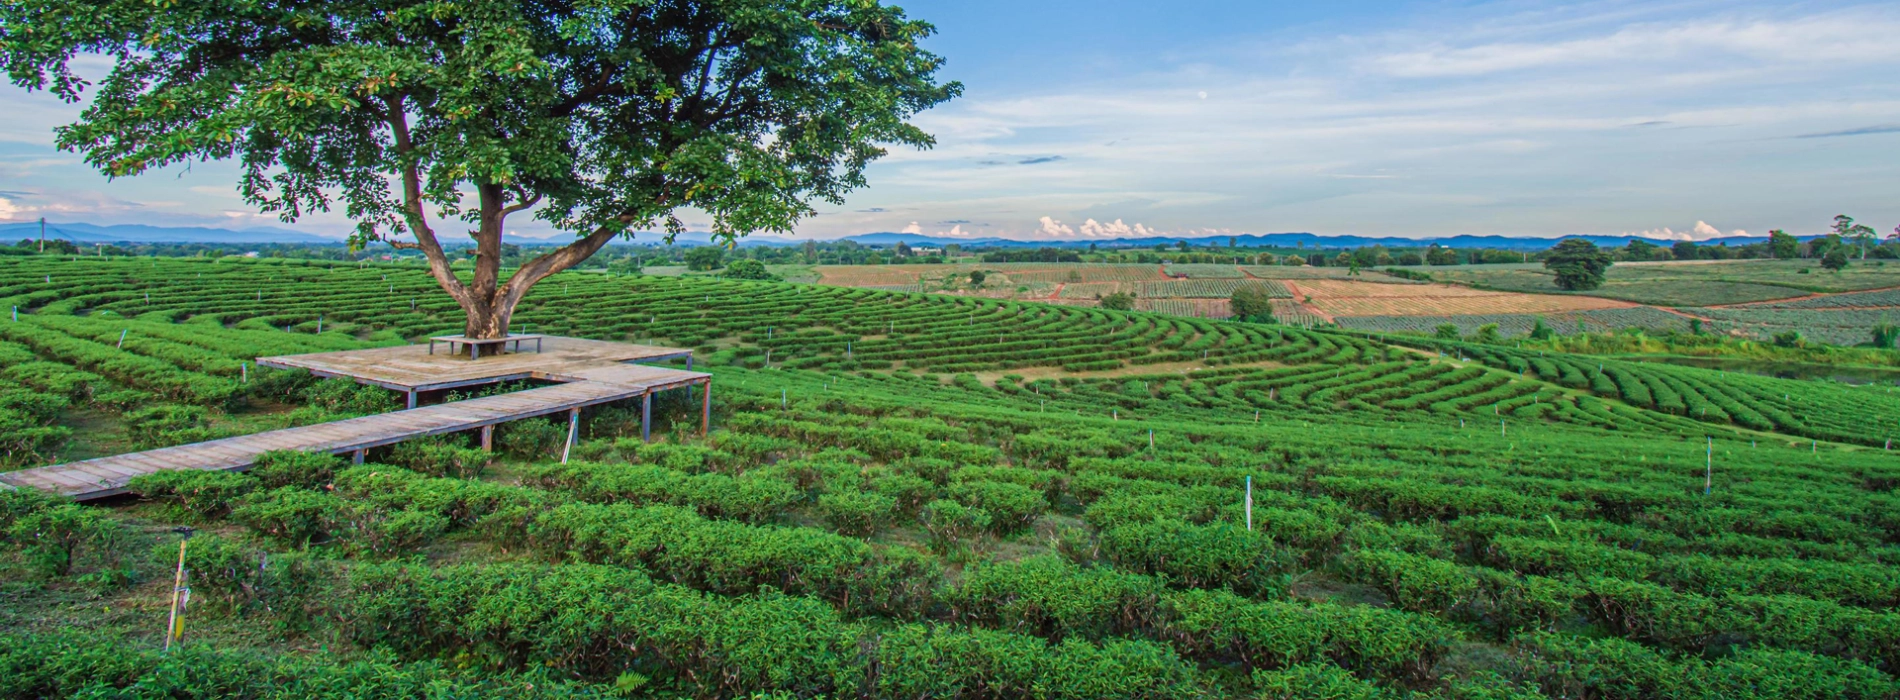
(117, 329), (127, 349)
(1244, 475), (1254, 532)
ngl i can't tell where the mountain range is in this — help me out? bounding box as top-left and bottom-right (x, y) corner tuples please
(3, 221), (1789, 251)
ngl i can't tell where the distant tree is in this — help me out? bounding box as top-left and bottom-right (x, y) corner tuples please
(1153, 244), (1168, 252)
(1229, 236), (1238, 249)
(1099, 291), (1134, 311)
(894, 242), (914, 258)
(1625, 239), (1658, 261)
(684, 246), (726, 271)
(1528, 317), (1554, 340)
(1873, 323), (1899, 349)
(945, 244), (962, 257)
(720, 259), (775, 280)
(1282, 255), (1306, 267)
(1426, 244), (1459, 266)
(1229, 284), (1274, 321)
(1255, 253), (1279, 265)
(1821, 246), (1850, 272)
(1543, 239), (1613, 290)
(1176, 240), (1190, 251)
(1772, 330), (1804, 348)
(968, 270), (987, 287)
(1671, 241), (1699, 261)
(1089, 242), (1099, 253)
(804, 240), (820, 264)
(1434, 324), (1460, 340)
(1472, 323), (1502, 344)
(1350, 246), (1380, 268)
(0, 0), (958, 340)
(1831, 215), (1877, 258)
(1769, 230), (1799, 259)
(1397, 252), (1424, 266)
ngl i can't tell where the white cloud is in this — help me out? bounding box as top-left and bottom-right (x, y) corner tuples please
(1037, 216), (1075, 237)
(1077, 218), (1155, 237)
(1626, 221), (1749, 241)
(900, 221), (923, 234)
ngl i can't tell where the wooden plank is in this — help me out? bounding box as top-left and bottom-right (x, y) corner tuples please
(16, 345), (711, 501)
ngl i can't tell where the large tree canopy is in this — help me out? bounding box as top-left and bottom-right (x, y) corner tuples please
(1543, 239), (1612, 291)
(1, 0), (959, 338)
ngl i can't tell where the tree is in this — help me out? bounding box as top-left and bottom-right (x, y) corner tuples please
(1472, 323), (1501, 344)
(1528, 317), (1553, 340)
(684, 246), (726, 272)
(1426, 244), (1459, 266)
(1229, 284), (1273, 321)
(720, 258), (774, 280)
(1872, 323), (1899, 349)
(1769, 230), (1799, 259)
(1, 0), (958, 341)
(1671, 241), (1699, 261)
(1397, 252), (1423, 266)
(1176, 240), (1190, 251)
(968, 270), (986, 287)
(1543, 239), (1613, 290)
(1821, 247), (1849, 272)
(1625, 239), (1657, 261)
(1434, 324), (1459, 340)
(894, 242), (914, 258)
(1099, 291), (1134, 311)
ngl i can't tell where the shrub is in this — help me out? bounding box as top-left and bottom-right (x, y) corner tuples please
(248, 450), (342, 490)
(124, 403), (215, 449)
(4, 500), (131, 580)
(1100, 521), (1289, 596)
(817, 490), (896, 536)
(948, 481), (1046, 534)
(127, 469), (257, 520)
(231, 487), (342, 549)
(387, 439), (490, 479)
(920, 499), (991, 553)
(499, 417), (568, 458)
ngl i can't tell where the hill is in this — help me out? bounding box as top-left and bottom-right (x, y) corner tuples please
(0, 255), (1897, 698)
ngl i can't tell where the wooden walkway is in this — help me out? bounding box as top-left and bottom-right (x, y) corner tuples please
(2, 338), (710, 501)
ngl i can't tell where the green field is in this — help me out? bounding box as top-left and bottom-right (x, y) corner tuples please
(1426, 260), (1900, 307)
(3, 255), (1900, 698)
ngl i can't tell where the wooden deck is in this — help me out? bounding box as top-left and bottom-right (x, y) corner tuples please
(256, 336), (693, 393)
(3, 337), (710, 501)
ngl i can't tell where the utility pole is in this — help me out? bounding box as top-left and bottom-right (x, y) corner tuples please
(38, 217), (45, 253)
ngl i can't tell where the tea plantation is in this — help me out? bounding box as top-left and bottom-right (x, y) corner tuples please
(2, 255), (1899, 699)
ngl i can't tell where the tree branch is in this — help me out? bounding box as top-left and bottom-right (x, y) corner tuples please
(384, 93), (471, 307)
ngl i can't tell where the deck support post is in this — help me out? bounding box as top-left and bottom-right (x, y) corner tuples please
(701, 380), (712, 436)
(642, 393), (652, 443)
(406, 389), (417, 410)
(480, 425), (493, 452)
(352, 449), (365, 465)
(686, 355), (693, 370)
(562, 408), (580, 464)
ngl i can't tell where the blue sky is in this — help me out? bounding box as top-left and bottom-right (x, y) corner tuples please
(3, 0), (1898, 242)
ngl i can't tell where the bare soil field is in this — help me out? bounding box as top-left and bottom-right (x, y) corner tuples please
(1289, 279), (1636, 317)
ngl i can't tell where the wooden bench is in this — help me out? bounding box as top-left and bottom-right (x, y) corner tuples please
(428, 333), (544, 359)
